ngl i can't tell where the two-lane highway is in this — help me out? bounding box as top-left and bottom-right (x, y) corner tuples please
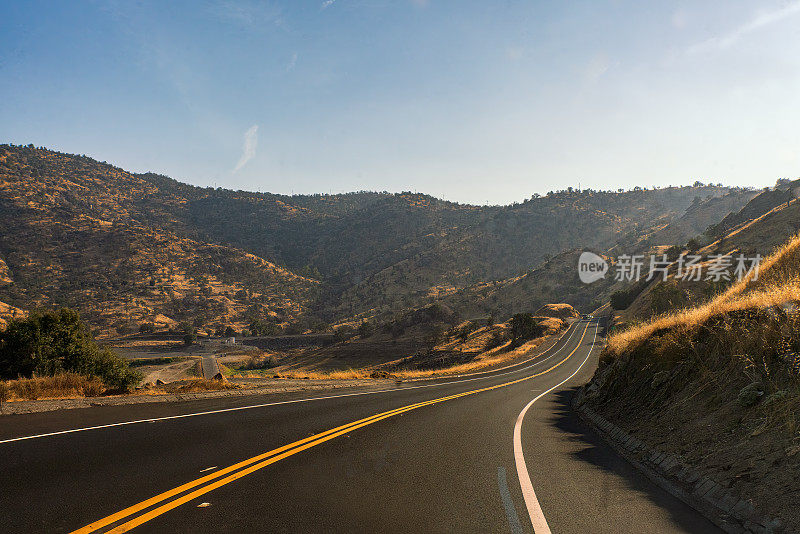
(0, 318), (719, 533)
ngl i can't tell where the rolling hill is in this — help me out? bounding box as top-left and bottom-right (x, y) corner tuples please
(0, 143), (758, 334)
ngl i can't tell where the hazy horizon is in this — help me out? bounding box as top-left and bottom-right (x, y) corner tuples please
(2, 1), (799, 204)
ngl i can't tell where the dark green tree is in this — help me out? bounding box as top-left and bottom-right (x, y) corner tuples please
(0, 309), (140, 391)
(509, 313), (544, 347)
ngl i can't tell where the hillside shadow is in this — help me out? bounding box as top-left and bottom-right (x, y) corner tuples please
(545, 386), (722, 533)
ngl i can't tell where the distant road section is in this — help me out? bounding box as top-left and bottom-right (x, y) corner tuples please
(200, 355), (219, 378)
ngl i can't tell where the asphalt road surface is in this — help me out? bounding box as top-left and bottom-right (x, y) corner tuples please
(201, 355), (220, 379)
(0, 318), (721, 533)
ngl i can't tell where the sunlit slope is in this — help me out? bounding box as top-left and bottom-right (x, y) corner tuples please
(0, 144), (755, 330)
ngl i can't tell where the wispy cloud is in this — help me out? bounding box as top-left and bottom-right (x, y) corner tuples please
(583, 52), (616, 84)
(689, 2), (800, 53)
(287, 52), (298, 72)
(505, 46), (524, 61)
(234, 125), (259, 172)
(671, 9), (688, 30)
(321, 0), (336, 9)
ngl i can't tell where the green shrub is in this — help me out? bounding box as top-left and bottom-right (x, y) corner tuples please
(610, 279), (649, 310)
(357, 320), (375, 338)
(248, 319), (280, 336)
(650, 281), (687, 314)
(485, 331), (506, 350)
(138, 323), (155, 334)
(457, 321), (478, 340)
(334, 325), (356, 342)
(0, 308), (141, 391)
(737, 382), (764, 407)
(509, 313), (545, 347)
(241, 355), (279, 370)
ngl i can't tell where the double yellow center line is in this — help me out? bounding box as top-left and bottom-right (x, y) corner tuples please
(72, 321), (591, 533)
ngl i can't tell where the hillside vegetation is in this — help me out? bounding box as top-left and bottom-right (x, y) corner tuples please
(0, 309), (141, 396)
(0, 144), (755, 334)
(233, 302), (578, 380)
(584, 221), (800, 530)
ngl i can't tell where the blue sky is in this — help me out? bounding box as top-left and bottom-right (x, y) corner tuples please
(1, 1), (799, 204)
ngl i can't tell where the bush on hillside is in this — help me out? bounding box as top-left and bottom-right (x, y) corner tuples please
(334, 325), (356, 342)
(457, 321), (479, 340)
(138, 323), (155, 334)
(248, 319), (280, 336)
(357, 320), (375, 338)
(240, 355), (278, 370)
(509, 313), (545, 347)
(649, 281), (688, 314)
(0, 309), (141, 391)
(610, 279), (649, 310)
(485, 331), (507, 350)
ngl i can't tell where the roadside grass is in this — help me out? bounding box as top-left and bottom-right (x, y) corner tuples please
(600, 230), (800, 437)
(234, 368), (372, 380)
(279, 369), (372, 380)
(187, 359), (203, 377)
(161, 379), (240, 393)
(723, 231), (800, 299)
(607, 284), (800, 355)
(388, 335), (554, 379)
(0, 373), (106, 401)
(608, 231), (800, 356)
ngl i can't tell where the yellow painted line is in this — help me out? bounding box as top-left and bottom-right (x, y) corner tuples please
(72, 322), (592, 534)
(69, 396), (467, 533)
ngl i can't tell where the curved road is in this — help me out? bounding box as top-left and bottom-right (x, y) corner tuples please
(0, 318), (720, 533)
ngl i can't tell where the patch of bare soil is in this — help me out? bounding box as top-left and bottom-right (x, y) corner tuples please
(139, 359), (199, 384)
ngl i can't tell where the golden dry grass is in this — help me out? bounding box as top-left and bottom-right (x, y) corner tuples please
(722, 231), (800, 298)
(0, 373), (105, 401)
(263, 334), (555, 381)
(608, 231), (800, 355)
(535, 303), (580, 320)
(278, 369), (372, 380)
(155, 378), (240, 393)
(392, 336), (553, 379)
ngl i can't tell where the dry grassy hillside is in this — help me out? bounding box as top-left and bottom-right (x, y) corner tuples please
(610, 194), (800, 326)
(0, 145), (316, 336)
(430, 249), (616, 320)
(622, 189), (760, 255)
(0, 144), (756, 334)
(584, 227), (800, 530)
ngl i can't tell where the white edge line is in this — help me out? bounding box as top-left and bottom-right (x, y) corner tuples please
(0, 321), (585, 445)
(513, 321), (599, 534)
